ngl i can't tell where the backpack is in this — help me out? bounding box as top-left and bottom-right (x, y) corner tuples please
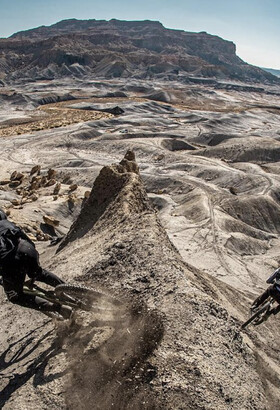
(0, 220), (22, 262)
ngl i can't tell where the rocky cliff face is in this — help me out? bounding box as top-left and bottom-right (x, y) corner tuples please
(0, 18), (277, 84)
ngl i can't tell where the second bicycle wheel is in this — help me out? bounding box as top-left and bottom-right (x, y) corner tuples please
(55, 283), (118, 311)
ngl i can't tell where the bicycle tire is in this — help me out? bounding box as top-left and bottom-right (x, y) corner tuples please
(241, 301), (271, 329)
(55, 284), (117, 311)
(43, 310), (64, 321)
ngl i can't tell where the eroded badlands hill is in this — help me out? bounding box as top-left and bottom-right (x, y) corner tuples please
(1, 73), (280, 408)
(0, 19), (278, 84)
(1, 151), (280, 409)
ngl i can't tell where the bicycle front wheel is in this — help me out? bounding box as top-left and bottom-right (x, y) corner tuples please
(55, 283), (119, 311)
(241, 301), (271, 329)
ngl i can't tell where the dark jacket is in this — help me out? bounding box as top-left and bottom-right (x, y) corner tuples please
(0, 219), (34, 265)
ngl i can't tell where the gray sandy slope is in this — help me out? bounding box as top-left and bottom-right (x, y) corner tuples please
(1, 78), (280, 408)
(1, 78), (280, 294)
(1, 152), (279, 409)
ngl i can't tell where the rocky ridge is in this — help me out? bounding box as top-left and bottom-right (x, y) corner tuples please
(0, 19), (278, 84)
(48, 152), (280, 409)
(1, 152), (277, 409)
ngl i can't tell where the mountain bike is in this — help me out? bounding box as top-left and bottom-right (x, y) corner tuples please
(241, 297), (280, 329)
(0, 277), (118, 321)
(241, 268), (280, 329)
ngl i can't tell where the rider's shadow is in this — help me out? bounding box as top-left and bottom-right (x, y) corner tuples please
(0, 324), (67, 408)
(0, 324), (50, 371)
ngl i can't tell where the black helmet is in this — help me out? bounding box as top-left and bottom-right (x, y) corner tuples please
(0, 208), (7, 220)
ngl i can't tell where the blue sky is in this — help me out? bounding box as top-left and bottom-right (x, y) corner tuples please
(0, 0), (279, 69)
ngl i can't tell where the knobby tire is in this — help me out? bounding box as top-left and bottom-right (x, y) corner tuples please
(55, 283), (105, 299)
(241, 301), (271, 329)
(55, 283), (117, 311)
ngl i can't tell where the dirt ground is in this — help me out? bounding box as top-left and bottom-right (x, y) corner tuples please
(1, 78), (280, 409)
(0, 102), (112, 137)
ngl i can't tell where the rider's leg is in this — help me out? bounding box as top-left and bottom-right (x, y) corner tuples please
(4, 283), (72, 318)
(35, 269), (65, 288)
(2, 273), (71, 318)
(15, 239), (65, 288)
(269, 284), (280, 304)
(2, 274), (60, 312)
(10, 292), (72, 318)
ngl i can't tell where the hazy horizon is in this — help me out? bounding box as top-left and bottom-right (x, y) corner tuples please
(0, 0), (279, 69)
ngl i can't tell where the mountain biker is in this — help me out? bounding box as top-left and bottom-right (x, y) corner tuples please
(0, 208), (72, 319)
(251, 268), (280, 311)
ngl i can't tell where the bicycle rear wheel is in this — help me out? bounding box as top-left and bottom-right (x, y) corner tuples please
(241, 301), (271, 329)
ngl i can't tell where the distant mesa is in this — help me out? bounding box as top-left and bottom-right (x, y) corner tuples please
(262, 67), (280, 78)
(0, 18), (278, 84)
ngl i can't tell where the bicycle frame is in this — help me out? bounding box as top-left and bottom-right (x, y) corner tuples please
(242, 296), (280, 329)
(23, 283), (60, 304)
(23, 281), (83, 310)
